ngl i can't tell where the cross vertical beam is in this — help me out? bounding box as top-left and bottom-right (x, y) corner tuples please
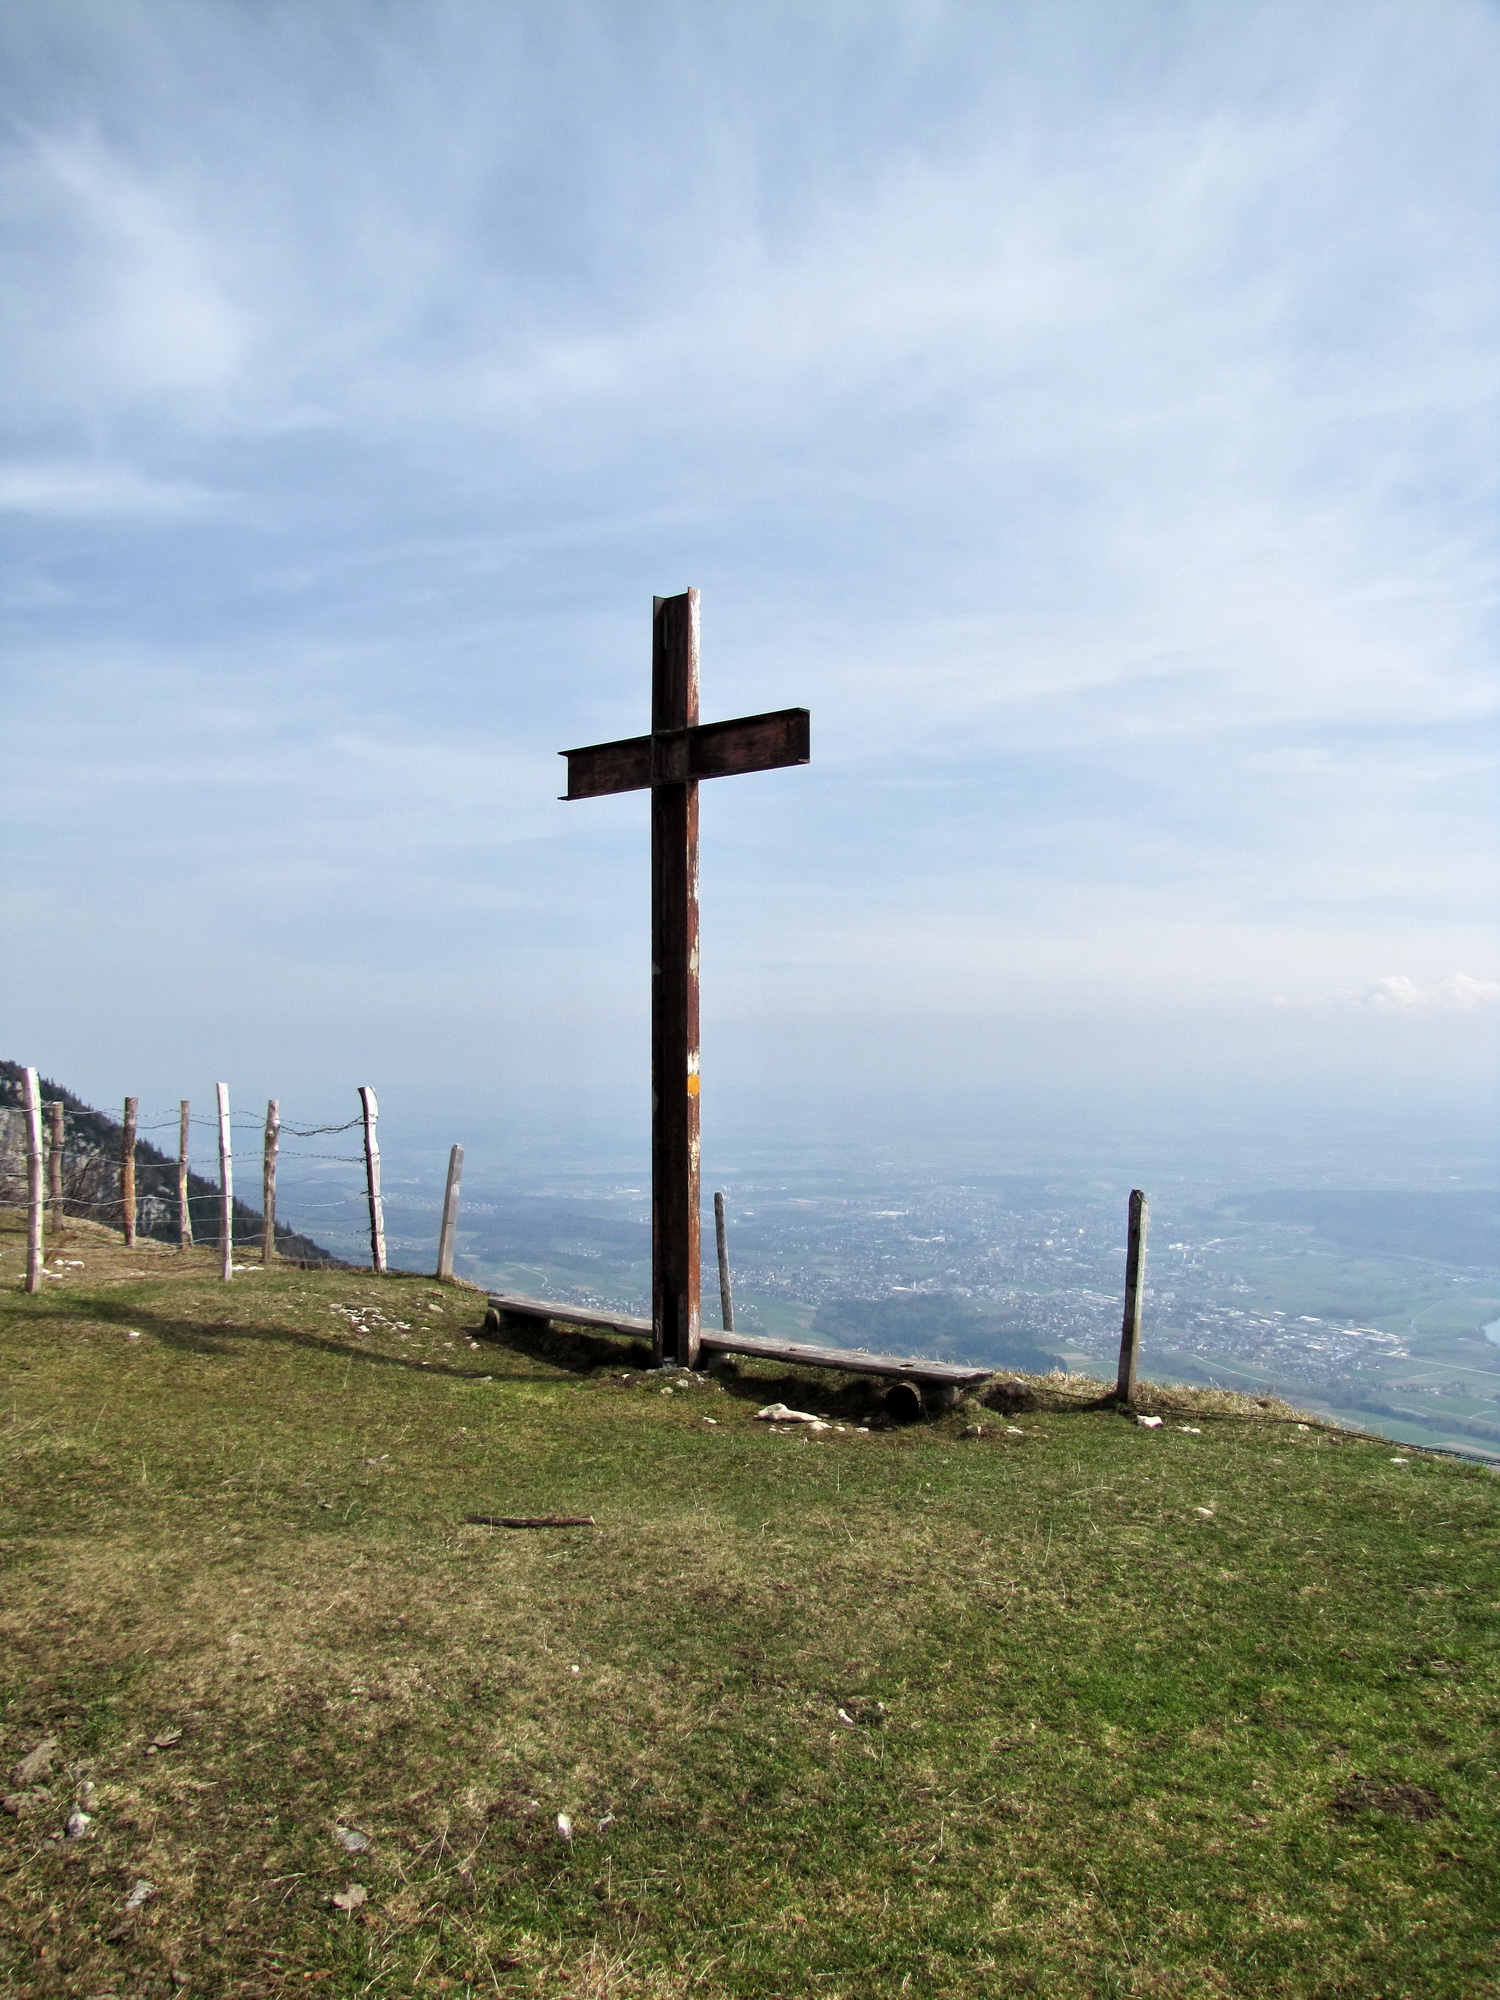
(560, 588), (809, 1371)
(651, 589), (701, 1366)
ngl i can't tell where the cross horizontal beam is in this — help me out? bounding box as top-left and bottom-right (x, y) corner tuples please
(561, 706), (810, 801)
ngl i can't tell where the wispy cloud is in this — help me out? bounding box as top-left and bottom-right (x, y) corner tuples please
(1275, 974), (1500, 1013)
(0, 461), (219, 517)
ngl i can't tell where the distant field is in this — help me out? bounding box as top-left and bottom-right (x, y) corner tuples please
(3, 1214), (1499, 1998)
(1219, 1191), (1500, 1269)
(1190, 1247), (1485, 1333)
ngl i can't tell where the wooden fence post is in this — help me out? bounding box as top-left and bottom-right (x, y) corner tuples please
(262, 1099), (279, 1266)
(178, 1101), (193, 1247)
(23, 1068), (43, 1295)
(121, 1097), (138, 1248)
(47, 1100), (64, 1240)
(216, 1082), (233, 1281)
(1115, 1189), (1148, 1405)
(358, 1086), (386, 1274)
(436, 1143), (463, 1280)
(713, 1190), (735, 1332)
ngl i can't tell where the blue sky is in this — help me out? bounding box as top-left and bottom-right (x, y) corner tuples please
(2, 0), (1496, 1181)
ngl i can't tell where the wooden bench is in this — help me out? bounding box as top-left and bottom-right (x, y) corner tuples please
(483, 1290), (995, 1391)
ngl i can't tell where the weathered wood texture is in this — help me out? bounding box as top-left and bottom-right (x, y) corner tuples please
(359, 1085), (387, 1275)
(262, 1100), (279, 1266)
(714, 1189), (734, 1331)
(216, 1083), (233, 1281)
(650, 589), (702, 1367)
(705, 1328), (993, 1387)
(23, 1068), (43, 1294)
(121, 1097), (138, 1248)
(483, 1291), (996, 1387)
(1116, 1188), (1148, 1403)
(437, 1142), (464, 1280)
(488, 1291), (652, 1335)
(562, 707), (810, 799)
(47, 1100), (64, 1235)
(177, 1101), (193, 1247)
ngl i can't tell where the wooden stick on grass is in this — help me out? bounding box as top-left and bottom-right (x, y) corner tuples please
(465, 1515), (597, 1529)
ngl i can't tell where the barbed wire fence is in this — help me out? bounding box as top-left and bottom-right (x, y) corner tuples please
(0, 1062), (464, 1290)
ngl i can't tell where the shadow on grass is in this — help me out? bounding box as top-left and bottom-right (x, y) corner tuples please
(46, 1290), (566, 1386)
(480, 1309), (963, 1425)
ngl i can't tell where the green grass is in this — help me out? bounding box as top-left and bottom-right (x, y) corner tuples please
(2, 1216), (1499, 1999)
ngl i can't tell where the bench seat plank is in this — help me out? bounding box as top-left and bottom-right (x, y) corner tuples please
(485, 1291), (994, 1387)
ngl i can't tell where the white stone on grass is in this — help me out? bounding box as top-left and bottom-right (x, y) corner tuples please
(755, 1403), (829, 1429)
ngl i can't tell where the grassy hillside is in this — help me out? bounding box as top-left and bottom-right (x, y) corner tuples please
(2, 1213), (1498, 1999)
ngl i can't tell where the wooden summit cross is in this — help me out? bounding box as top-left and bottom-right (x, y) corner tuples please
(562, 589), (809, 1368)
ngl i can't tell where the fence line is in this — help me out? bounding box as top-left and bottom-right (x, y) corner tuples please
(3, 1072), (465, 1282)
(0, 1190), (369, 1218)
(132, 1114), (363, 1138)
(9, 1074), (1154, 1375)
